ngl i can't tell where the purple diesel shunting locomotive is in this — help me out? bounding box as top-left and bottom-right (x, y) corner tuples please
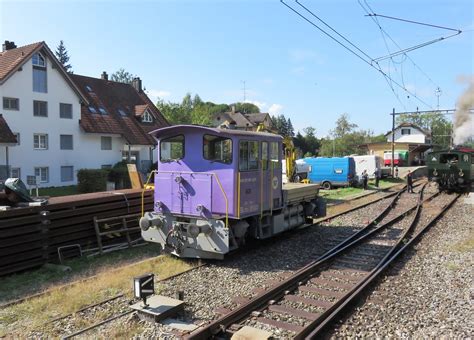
(139, 125), (326, 259)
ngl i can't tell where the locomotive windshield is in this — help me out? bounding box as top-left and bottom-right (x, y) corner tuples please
(440, 153), (459, 164)
(203, 134), (232, 164)
(239, 141), (259, 171)
(160, 135), (184, 162)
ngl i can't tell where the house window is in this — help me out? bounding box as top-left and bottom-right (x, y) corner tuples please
(34, 167), (49, 183)
(33, 100), (48, 117)
(14, 133), (20, 145)
(118, 109), (127, 117)
(60, 166), (74, 182)
(239, 140), (259, 171)
(60, 103), (73, 118)
(32, 53), (46, 67)
(101, 136), (112, 150)
(60, 135), (73, 150)
(32, 53), (47, 93)
(33, 134), (48, 150)
(3, 97), (19, 110)
(98, 106), (108, 115)
(160, 135), (184, 162)
(401, 128), (411, 135)
(88, 106), (98, 114)
(203, 134), (232, 164)
(142, 110), (153, 123)
(11, 167), (21, 179)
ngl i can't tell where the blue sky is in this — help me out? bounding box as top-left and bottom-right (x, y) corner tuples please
(1, 0), (472, 136)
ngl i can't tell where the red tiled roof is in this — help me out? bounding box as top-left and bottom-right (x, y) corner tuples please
(0, 115), (17, 144)
(134, 104), (148, 116)
(70, 74), (169, 145)
(0, 42), (42, 82)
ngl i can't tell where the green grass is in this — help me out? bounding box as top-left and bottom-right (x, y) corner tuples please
(37, 185), (78, 197)
(0, 244), (194, 337)
(321, 178), (404, 200)
(0, 244), (162, 303)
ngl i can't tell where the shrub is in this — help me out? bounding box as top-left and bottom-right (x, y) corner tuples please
(108, 161), (131, 189)
(77, 169), (108, 193)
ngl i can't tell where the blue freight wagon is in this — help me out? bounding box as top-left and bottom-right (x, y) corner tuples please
(302, 157), (356, 190)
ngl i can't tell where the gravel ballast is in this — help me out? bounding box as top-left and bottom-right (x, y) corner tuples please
(29, 186), (471, 339)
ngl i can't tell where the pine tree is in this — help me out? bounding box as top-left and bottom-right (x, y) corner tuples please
(55, 40), (72, 73)
(287, 118), (295, 137)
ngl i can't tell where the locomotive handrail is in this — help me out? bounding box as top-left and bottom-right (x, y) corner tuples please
(147, 170), (229, 228)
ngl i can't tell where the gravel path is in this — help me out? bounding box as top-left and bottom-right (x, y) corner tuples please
(330, 196), (473, 338)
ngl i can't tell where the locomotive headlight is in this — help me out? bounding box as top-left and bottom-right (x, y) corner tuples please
(459, 170), (464, 177)
(433, 169), (438, 176)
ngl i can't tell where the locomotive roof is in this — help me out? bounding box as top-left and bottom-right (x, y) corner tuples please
(149, 124), (283, 140)
(429, 147), (474, 155)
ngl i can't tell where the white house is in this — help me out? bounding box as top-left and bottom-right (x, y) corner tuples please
(385, 122), (431, 144)
(0, 41), (168, 187)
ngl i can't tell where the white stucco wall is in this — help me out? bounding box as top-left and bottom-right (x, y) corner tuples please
(0, 52), (151, 187)
(386, 127), (427, 144)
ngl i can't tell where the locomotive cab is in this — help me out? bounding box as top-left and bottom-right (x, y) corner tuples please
(427, 149), (473, 192)
(140, 125), (325, 259)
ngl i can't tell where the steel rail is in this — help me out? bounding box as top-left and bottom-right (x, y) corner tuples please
(315, 180), (425, 224)
(61, 310), (134, 339)
(304, 192), (459, 339)
(293, 183), (428, 339)
(186, 185), (434, 339)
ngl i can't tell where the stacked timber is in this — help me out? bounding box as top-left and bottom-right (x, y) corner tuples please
(0, 189), (153, 276)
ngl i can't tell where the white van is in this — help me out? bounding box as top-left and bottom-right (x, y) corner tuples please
(352, 155), (383, 181)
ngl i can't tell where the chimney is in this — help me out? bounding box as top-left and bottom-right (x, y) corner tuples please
(131, 77), (142, 93)
(231, 105), (236, 114)
(101, 71), (108, 81)
(2, 40), (17, 52)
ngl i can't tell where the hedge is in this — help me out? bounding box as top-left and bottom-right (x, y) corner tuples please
(77, 169), (108, 193)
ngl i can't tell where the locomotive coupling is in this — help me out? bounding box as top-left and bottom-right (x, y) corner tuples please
(139, 212), (165, 231)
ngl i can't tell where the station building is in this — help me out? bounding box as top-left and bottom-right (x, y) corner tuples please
(359, 122), (433, 166)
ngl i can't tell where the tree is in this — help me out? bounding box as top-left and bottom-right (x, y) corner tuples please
(55, 40), (72, 73)
(287, 118), (295, 137)
(333, 113), (358, 138)
(232, 102), (260, 114)
(111, 68), (135, 84)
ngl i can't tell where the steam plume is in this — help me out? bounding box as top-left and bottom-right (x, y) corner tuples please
(453, 76), (474, 145)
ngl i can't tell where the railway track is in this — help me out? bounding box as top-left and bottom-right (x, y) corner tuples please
(186, 183), (459, 339)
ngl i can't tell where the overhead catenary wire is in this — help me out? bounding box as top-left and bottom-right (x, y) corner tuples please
(281, 0), (433, 109)
(358, 0), (440, 107)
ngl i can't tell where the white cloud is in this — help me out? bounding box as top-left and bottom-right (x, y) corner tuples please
(146, 89), (171, 103)
(268, 104), (283, 115)
(245, 100), (267, 111)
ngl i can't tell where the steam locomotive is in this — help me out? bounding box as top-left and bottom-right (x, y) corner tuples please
(139, 125), (326, 259)
(427, 147), (474, 192)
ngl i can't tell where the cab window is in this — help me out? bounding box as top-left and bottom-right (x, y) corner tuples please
(440, 154), (458, 164)
(262, 142), (269, 170)
(203, 134), (232, 164)
(239, 141), (259, 171)
(160, 135), (184, 162)
(270, 142), (280, 168)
